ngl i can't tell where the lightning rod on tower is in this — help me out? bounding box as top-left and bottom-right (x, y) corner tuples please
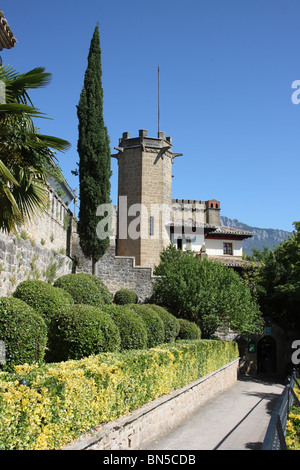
(158, 66), (160, 135)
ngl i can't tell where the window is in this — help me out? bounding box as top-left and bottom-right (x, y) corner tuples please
(149, 216), (154, 236)
(185, 237), (192, 251)
(223, 242), (233, 255)
(177, 237), (182, 250)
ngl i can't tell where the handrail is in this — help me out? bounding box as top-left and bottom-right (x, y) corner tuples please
(262, 369), (300, 450)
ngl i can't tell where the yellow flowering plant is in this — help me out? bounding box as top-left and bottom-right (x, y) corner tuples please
(286, 384), (300, 450)
(0, 339), (238, 450)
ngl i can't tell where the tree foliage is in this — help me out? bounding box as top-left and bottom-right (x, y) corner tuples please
(77, 25), (111, 271)
(0, 65), (70, 233)
(153, 245), (263, 338)
(251, 222), (300, 329)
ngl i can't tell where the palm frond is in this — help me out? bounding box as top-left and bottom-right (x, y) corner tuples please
(0, 64), (19, 82)
(0, 159), (20, 186)
(0, 181), (22, 233)
(0, 168), (48, 233)
(0, 63), (71, 233)
(12, 168), (48, 220)
(0, 102), (47, 118)
(0, 65), (52, 106)
(36, 134), (71, 152)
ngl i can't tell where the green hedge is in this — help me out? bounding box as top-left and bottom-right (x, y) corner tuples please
(0, 297), (47, 370)
(47, 304), (120, 362)
(101, 304), (147, 350)
(113, 289), (138, 305)
(178, 318), (201, 340)
(13, 280), (74, 324)
(53, 273), (112, 306)
(146, 304), (180, 342)
(128, 304), (165, 348)
(0, 340), (239, 449)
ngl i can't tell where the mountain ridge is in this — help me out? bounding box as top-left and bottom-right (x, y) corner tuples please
(220, 216), (293, 254)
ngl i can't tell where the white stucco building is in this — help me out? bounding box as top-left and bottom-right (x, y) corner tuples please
(168, 198), (253, 269)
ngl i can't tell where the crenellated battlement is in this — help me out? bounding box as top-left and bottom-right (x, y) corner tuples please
(113, 129), (174, 156)
(172, 198), (206, 206)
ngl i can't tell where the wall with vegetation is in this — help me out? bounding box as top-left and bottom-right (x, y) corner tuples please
(19, 186), (73, 253)
(0, 339), (238, 450)
(0, 231), (72, 297)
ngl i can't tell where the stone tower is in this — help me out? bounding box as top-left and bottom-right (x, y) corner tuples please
(112, 129), (181, 268)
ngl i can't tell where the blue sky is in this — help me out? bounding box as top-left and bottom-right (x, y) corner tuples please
(2, 0), (300, 232)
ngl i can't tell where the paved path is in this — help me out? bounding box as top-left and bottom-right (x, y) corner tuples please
(142, 376), (285, 451)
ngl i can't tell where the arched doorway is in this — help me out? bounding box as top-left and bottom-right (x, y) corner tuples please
(257, 336), (277, 374)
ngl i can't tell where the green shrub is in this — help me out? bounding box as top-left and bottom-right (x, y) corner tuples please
(53, 273), (112, 306)
(13, 280), (74, 324)
(0, 297), (47, 370)
(146, 304), (180, 343)
(47, 304), (120, 362)
(153, 245), (263, 337)
(178, 318), (201, 340)
(0, 340), (239, 449)
(113, 289), (138, 305)
(128, 304), (165, 348)
(102, 304), (147, 350)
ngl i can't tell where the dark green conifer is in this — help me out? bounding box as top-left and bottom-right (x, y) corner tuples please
(77, 24), (111, 273)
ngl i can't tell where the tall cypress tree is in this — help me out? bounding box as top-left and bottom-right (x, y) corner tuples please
(77, 24), (111, 273)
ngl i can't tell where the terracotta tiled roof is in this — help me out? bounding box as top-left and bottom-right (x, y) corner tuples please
(167, 220), (253, 238)
(206, 226), (253, 238)
(0, 11), (17, 50)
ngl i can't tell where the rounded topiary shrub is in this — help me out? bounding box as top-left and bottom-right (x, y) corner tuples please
(128, 304), (165, 348)
(53, 273), (112, 307)
(146, 304), (180, 343)
(177, 318), (201, 340)
(102, 304), (147, 350)
(113, 289), (138, 305)
(47, 304), (120, 362)
(0, 297), (47, 370)
(13, 280), (74, 324)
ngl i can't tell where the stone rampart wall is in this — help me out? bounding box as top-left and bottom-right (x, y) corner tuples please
(19, 186), (72, 253)
(71, 233), (156, 302)
(96, 245), (156, 302)
(0, 231), (72, 297)
(0, 193), (156, 301)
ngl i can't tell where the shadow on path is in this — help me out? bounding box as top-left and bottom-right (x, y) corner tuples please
(144, 374), (284, 451)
